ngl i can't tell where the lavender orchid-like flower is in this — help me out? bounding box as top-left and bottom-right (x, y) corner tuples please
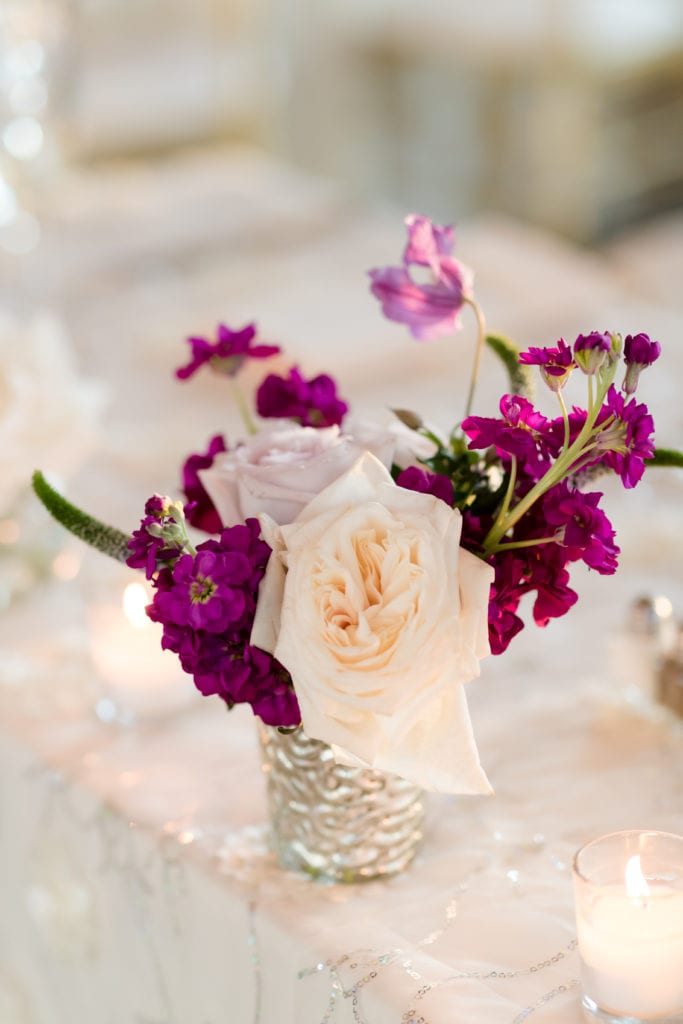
(368, 214), (474, 341)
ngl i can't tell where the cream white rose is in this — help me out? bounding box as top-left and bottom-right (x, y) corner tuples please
(200, 420), (395, 527)
(251, 452), (494, 794)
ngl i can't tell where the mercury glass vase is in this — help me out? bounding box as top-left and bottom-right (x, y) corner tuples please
(259, 726), (425, 882)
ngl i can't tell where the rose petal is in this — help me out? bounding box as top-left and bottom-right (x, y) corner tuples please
(331, 685), (492, 795)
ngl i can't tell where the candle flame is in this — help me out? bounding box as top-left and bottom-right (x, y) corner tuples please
(625, 854), (650, 901)
(122, 582), (151, 629)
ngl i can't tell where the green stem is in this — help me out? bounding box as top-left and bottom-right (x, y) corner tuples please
(231, 380), (258, 435)
(463, 298), (487, 419)
(488, 456), (517, 542)
(587, 375), (595, 417)
(32, 470), (132, 563)
(650, 447), (683, 469)
(488, 535), (558, 553)
(557, 390), (570, 451)
(482, 432), (589, 553)
(560, 443), (608, 481)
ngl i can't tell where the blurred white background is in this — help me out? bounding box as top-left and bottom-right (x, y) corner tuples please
(1, 0), (682, 242)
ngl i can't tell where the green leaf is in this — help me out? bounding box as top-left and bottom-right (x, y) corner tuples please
(485, 333), (534, 397)
(649, 447), (683, 469)
(32, 470), (132, 563)
(419, 429), (508, 516)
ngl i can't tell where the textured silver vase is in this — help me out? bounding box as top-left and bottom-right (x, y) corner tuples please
(259, 726), (425, 882)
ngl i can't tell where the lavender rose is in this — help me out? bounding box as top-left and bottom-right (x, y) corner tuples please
(199, 420), (395, 527)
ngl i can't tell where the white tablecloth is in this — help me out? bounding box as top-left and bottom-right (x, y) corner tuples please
(1, 147), (682, 1024)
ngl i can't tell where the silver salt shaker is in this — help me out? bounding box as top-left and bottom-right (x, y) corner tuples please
(610, 595), (675, 704)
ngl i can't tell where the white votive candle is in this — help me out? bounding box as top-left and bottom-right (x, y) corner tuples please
(573, 831), (683, 1021)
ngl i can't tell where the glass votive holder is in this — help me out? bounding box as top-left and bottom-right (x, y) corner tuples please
(89, 574), (197, 726)
(573, 830), (683, 1024)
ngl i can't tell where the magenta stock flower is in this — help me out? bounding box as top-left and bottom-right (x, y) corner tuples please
(396, 465), (455, 506)
(192, 643), (300, 727)
(176, 322), (280, 381)
(623, 332), (661, 395)
(181, 433), (227, 534)
(256, 366), (348, 427)
(486, 551), (527, 654)
(527, 551), (579, 627)
(518, 339), (576, 391)
(487, 598), (525, 655)
(148, 519), (300, 726)
(368, 214), (473, 340)
(543, 483), (619, 574)
(597, 387), (656, 488)
(462, 394), (551, 478)
(149, 522), (267, 635)
(542, 389), (655, 489)
(153, 546), (250, 632)
(485, 543), (579, 651)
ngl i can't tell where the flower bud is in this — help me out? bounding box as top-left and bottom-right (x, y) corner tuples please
(573, 331), (612, 376)
(622, 332), (661, 395)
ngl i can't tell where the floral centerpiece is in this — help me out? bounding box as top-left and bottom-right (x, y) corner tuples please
(34, 215), (681, 875)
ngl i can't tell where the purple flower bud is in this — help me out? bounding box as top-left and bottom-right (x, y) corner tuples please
(127, 495), (189, 579)
(573, 331), (612, 376)
(622, 333), (661, 395)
